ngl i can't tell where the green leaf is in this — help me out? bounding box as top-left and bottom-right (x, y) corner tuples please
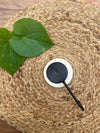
(0, 28), (25, 76)
(0, 28), (11, 45)
(10, 18), (54, 57)
(0, 18), (54, 76)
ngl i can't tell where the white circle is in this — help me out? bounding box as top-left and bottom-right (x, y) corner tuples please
(43, 58), (73, 88)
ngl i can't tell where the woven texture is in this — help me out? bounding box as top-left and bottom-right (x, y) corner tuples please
(0, 0), (100, 132)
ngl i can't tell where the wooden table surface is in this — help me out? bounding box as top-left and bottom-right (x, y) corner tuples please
(0, 0), (100, 133)
(0, 0), (45, 27)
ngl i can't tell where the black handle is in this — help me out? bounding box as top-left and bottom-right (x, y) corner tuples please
(63, 81), (84, 111)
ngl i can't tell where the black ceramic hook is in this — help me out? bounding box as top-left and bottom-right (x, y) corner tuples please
(47, 62), (84, 111)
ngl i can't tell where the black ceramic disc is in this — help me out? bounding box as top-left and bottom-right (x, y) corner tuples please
(47, 62), (68, 83)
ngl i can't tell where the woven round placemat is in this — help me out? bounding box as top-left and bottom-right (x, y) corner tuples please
(0, 0), (100, 133)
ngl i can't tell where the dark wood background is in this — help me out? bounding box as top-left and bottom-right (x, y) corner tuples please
(0, 0), (99, 133)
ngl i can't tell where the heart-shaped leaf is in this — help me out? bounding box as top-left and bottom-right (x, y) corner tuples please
(0, 18), (54, 76)
(0, 28), (25, 76)
(10, 18), (54, 57)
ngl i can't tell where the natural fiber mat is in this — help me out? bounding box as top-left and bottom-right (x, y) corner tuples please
(0, 0), (100, 133)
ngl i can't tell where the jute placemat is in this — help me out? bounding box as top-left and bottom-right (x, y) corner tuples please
(0, 0), (100, 132)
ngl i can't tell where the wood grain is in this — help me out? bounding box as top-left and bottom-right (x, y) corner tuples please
(0, 0), (100, 133)
(0, 120), (22, 133)
(0, 0), (45, 27)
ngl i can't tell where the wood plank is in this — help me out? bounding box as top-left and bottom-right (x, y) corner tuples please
(0, 120), (22, 133)
(0, 0), (45, 26)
